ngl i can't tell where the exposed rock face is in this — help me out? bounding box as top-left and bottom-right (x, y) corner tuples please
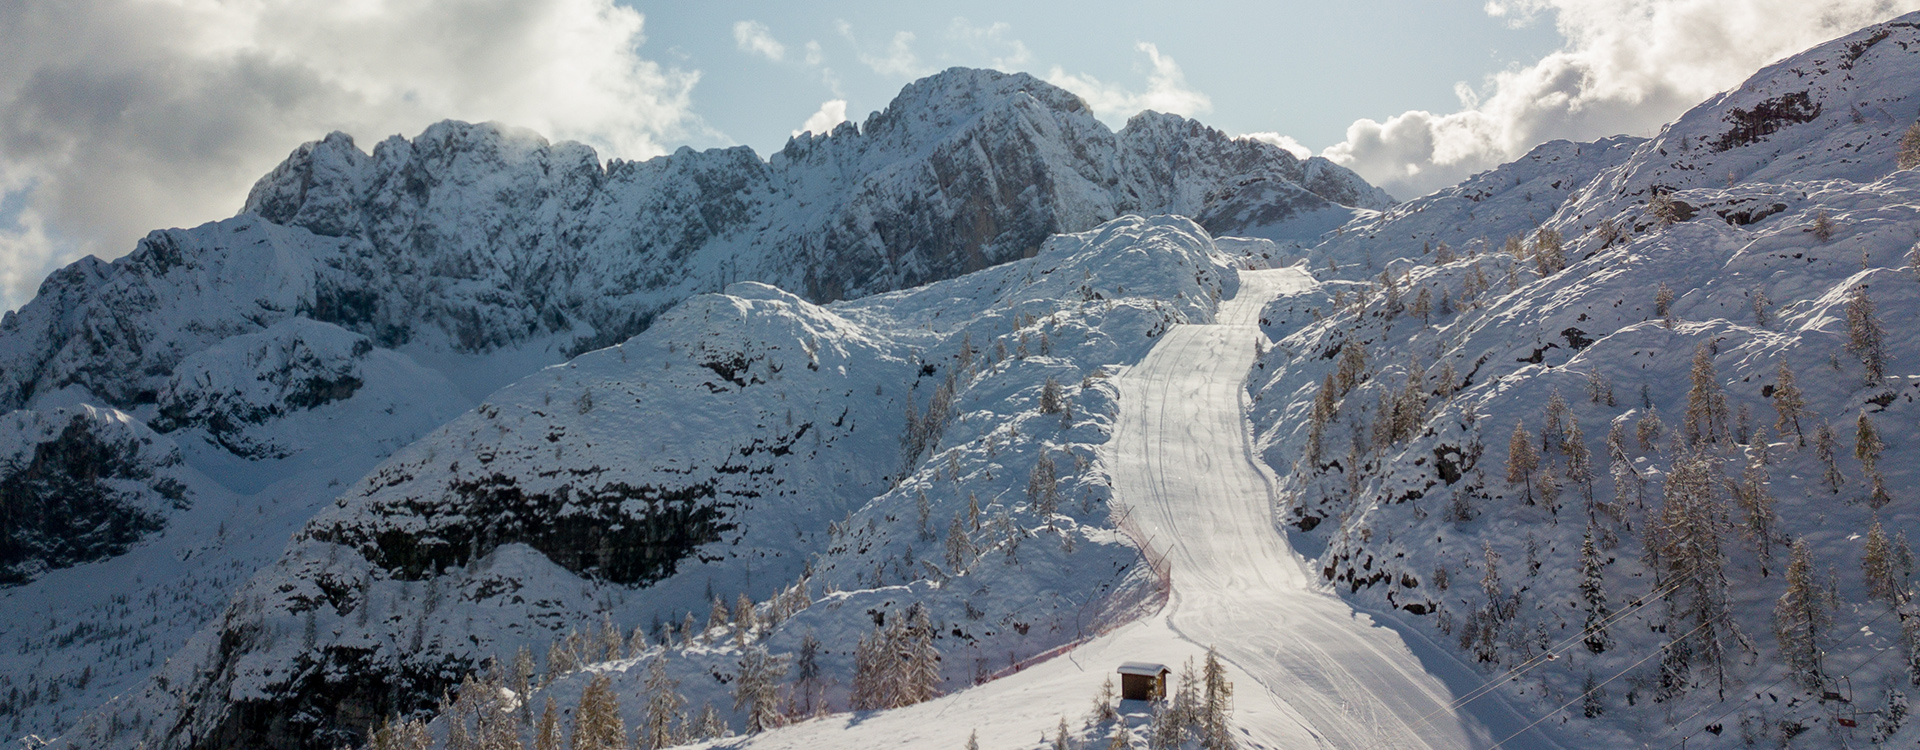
(0, 406), (191, 585)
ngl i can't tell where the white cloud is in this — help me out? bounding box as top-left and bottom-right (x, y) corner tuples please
(947, 19), (1032, 71)
(804, 40), (825, 67)
(733, 20), (785, 62)
(1045, 43), (1213, 124)
(0, 0), (702, 313)
(859, 31), (931, 78)
(794, 100), (850, 138)
(1238, 132), (1313, 160)
(1322, 0), (1920, 199)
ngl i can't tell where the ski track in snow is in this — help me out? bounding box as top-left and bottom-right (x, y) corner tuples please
(724, 267), (1558, 749)
(1109, 268), (1480, 750)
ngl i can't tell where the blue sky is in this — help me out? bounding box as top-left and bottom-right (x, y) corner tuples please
(634, 1), (1564, 155)
(1, 0), (1913, 313)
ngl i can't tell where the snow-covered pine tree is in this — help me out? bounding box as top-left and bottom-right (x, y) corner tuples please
(639, 655), (686, 750)
(1565, 414), (1594, 505)
(1542, 390), (1570, 455)
(571, 672), (626, 750)
(917, 488), (934, 541)
(1771, 362), (1808, 446)
(547, 638), (578, 681)
(1533, 227), (1567, 275)
(1201, 647), (1236, 750)
(1029, 453), (1060, 519)
(735, 645), (790, 734)
(1507, 420), (1540, 505)
(1307, 373), (1337, 465)
(1816, 421), (1845, 494)
(1412, 286), (1433, 325)
(945, 514), (975, 571)
(1655, 451), (1743, 694)
(1856, 411), (1886, 478)
(691, 702), (729, 740)
(679, 612), (698, 647)
(533, 698), (561, 750)
(1866, 520), (1901, 603)
(1579, 527), (1613, 654)
(1040, 377), (1065, 415)
(902, 602), (943, 705)
(1684, 344), (1730, 447)
(966, 729), (981, 750)
(1333, 339), (1368, 398)
(1901, 120), (1920, 170)
(1655, 283), (1677, 328)
(1091, 675), (1119, 724)
(707, 598), (729, 639)
(1107, 724), (1130, 750)
(1846, 285), (1888, 384)
(1812, 210), (1837, 243)
(1054, 716), (1071, 750)
(1751, 288), (1772, 327)
(850, 623), (886, 711)
(1732, 455), (1781, 576)
(1581, 672), (1606, 718)
(1775, 540), (1831, 689)
(368, 715), (432, 750)
(1636, 409), (1664, 452)
(735, 592), (756, 645)
(795, 630), (822, 715)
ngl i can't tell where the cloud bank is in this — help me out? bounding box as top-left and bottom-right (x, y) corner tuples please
(0, 0), (701, 312)
(1046, 43), (1213, 124)
(1321, 0), (1920, 200)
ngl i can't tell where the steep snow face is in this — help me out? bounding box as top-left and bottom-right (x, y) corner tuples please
(49, 216), (1247, 750)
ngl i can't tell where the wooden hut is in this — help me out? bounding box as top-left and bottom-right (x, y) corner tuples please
(1117, 662), (1171, 701)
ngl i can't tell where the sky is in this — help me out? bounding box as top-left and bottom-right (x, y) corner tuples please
(0, 0), (1914, 313)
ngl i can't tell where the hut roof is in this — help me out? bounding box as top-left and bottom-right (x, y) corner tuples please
(1117, 662), (1170, 676)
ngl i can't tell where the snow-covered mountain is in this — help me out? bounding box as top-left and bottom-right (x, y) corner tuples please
(0, 67), (1380, 742)
(14, 10), (1920, 750)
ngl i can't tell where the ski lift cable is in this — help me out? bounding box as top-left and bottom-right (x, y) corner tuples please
(1653, 599), (1906, 749)
(1355, 561), (1708, 750)
(1483, 610), (1729, 750)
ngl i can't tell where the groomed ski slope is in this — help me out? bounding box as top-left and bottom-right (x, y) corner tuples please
(1110, 267), (1495, 750)
(726, 267), (1552, 749)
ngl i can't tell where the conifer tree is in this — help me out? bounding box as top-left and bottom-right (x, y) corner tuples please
(917, 489), (934, 542)
(1751, 287), (1772, 327)
(902, 602), (944, 705)
(1307, 373), (1338, 464)
(1565, 414), (1594, 505)
(1334, 339), (1368, 396)
(966, 730), (981, 750)
(1581, 672), (1606, 718)
(1029, 453), (1060, 518)
(735, 592), (756, 645)
(1772, 362), (1808, 446)
(1732, 455), (1781, 576)
(1775, 540), (1832, 689)
(1091, 676), (1120, 724)
(1533, 227), (1567, 275)
(1201, 647), (1236, 750)
(945, 514), (974, 571)
(1412, 286), (1434, 325)
(1857, 411), (1886, 477)
(691, 703), (729, 740)
(1054, 716), (1072, 750)
(1507, 421), (1540, 505)
(707, 598), (729, 638)
(571, 673), (626, 750)
(1636, 409), (1664, 452)
(533, 698), (561, 750)
(1816, 421), (1845, 494)
(735, 645), (790, 734)
(639, 656), (685, 750)
(1040, 377), (1066, 415)
(369, 716), (432, 750)
(795, 630), (822, 715)
(1578, 527), (1614, 654)
(1656, 283), (1676, 328)
(601, 616), (624, 662)
(1542, 390), (1571, 455)
(1655, 452), (1743, 693)
(1901, 120), (1920, 170)
(1867, 520), (1902, 604)
(1812, 210), (1837, 243)
(1684, 343), (1730, 446)
(1846, 285), (1888, 383)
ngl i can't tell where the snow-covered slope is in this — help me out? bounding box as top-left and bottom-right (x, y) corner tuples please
(48, 216), (1264, 749)
(1246, 12), (1920, 748)
(0, 67), (1389, 742)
